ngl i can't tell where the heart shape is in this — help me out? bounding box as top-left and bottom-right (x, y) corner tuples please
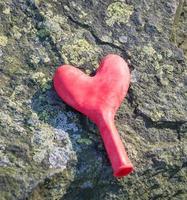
(53, 54), (134, 177)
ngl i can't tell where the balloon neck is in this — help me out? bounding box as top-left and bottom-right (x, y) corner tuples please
(96, 111), (134, 177)
(96, 110), (115, 130)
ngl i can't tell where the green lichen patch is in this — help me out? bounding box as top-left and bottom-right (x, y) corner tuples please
(31, 72), (51, 89)
(159, 64), (174, 82)
(106, 2), (134, 26)
(41, 11), (71, 42)
(181, 38), (187, 60)
(12, 26), (22, 39)
(0, 35), (8, 46)
(77, 138), (92, 145)
(4, 56), (23, 76)
(3, 6), (11, 15)
(37, 28), (50, 40)
(31, 124), (54, 163)
(61, 39), (100, 69)
(136, 43), (163, 76)
(142, 45), (157, 56)
(142, 44), (162, 61)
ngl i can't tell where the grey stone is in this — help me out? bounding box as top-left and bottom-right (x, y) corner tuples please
(0, 0), (187, 199)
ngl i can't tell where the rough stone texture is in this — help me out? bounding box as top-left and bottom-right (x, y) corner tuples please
(0, 0), (187, 199)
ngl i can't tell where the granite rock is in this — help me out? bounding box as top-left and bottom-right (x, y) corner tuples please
(0, 0), (187, 199)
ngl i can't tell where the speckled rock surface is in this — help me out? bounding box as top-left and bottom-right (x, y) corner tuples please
(0, 0), (187, 199)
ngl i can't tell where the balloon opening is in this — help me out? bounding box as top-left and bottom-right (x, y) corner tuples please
(114, 166), (133, 178)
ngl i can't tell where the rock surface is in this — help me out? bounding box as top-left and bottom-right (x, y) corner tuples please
(0, 0), (187, 199)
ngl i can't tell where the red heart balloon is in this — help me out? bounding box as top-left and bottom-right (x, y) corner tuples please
(53, 54), (134, 177)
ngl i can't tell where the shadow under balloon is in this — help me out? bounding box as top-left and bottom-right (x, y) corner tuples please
(31, 81), (124, 199)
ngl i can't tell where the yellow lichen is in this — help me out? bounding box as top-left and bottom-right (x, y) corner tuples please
(142, 44), (156, 56)
(12, 26), (22, 39)
(150, 109), (164, 121)
(4, 56), (22, 75)
(3, 7), (10, 15)
(0, 35), (8, 46)
(142, 44), (163, 63)
(44, 15), (71, 42)
(158, 64), (174, 84)
(61, 39), (100, 68)
(106, 2), (134, 26)
(31, 72), (50, 90)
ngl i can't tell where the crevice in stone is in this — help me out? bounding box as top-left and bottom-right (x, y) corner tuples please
(134, 107), (186, 141)
(62, 12), (130, 61)
(126, 87), (138, 108)
(22, 0), (133, 69)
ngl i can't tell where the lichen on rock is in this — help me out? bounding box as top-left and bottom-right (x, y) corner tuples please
(0, 35), (8, 46)
(61, 39), (101, 69)
(0, 0), (187, 199)
(106, 2), (134, 26)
